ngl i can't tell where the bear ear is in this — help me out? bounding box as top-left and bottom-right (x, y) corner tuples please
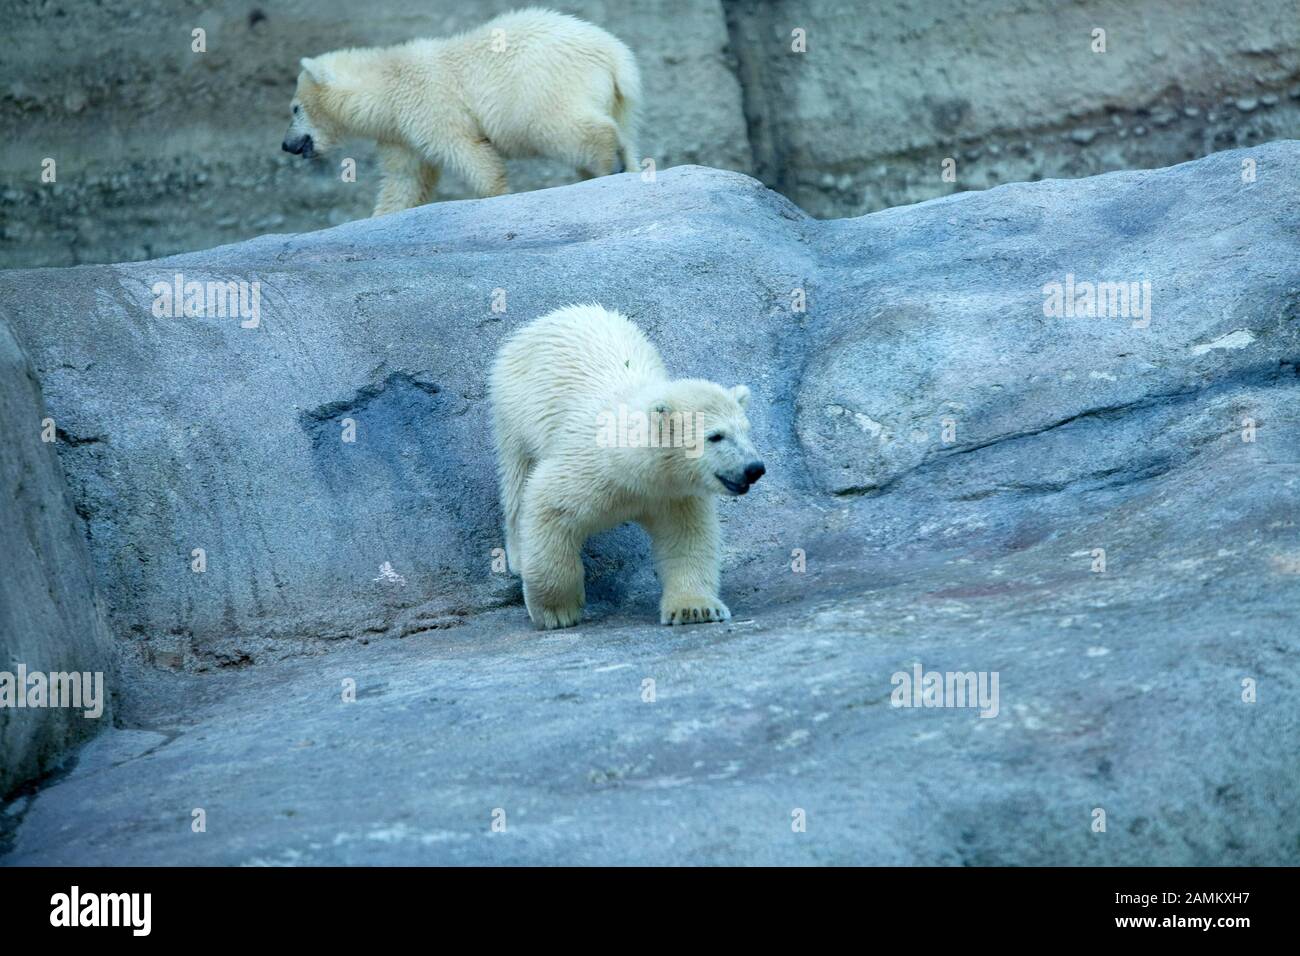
(300, 57), (336, 86)
(730, 385), (751, 409)
(649, 398), (679, 445)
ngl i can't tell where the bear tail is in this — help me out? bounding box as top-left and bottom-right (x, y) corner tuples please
(608, 43), (642, 173)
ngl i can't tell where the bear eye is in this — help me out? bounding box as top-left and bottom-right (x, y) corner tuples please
(707, 432), (724, 443)
(292, 105), (300, 115)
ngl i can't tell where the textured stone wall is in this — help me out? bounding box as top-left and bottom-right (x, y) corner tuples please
(723, 0), (1300, 216)
(0, 321), (115, 797)
(2, 0), (1296, 268)
(2, 149), (1298, 862)
(3, 144), (1298, 670)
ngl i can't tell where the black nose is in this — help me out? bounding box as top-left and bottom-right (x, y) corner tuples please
(282, 135), (311, 155)
(744, 461), (766, 484)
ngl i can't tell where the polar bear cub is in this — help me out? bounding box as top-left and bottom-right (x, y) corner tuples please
(490, 305), (766, 630)
(281, 9), (641, 217)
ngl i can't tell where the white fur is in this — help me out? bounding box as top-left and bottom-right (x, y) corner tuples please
(490, 305), (762, 630)
(284, 8), (641, 216)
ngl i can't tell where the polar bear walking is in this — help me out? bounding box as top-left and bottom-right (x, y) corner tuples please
(281, 9), (641, 217)
(490, 305), (766, 630)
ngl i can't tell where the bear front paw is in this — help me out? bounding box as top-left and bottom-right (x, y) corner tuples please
(660, 596), (731, 626)
(531, 600), (584, 630)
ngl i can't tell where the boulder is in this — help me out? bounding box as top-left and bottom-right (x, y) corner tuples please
(1, 142), (1297, 863)
(0, 321), (114, 798)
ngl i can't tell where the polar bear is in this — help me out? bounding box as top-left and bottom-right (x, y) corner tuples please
(281, 9), (640, 217)
(490, 305), (766, 630)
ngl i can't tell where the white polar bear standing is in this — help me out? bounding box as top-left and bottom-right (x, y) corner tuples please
(281, 8), (641, 217)
(490, 305), (766, 630)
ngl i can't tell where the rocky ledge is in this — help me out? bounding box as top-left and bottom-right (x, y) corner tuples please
(1, 143), (1297, 864)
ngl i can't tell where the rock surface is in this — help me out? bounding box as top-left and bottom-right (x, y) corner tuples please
(726, 0), (1300, 216)
(3, 0), (1298, 267)
(0, 322), (115, 798)
(1, 143), (1298, 863)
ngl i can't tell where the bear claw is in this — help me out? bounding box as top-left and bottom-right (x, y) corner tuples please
(661, 600), (731, 626)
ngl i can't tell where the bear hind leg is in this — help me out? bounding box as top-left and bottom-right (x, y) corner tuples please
(440, 138), (508, 198)
(415, 161), (441, 205)
(518, 466), (586, 629)
(498, 449), (533, 575)
(567, 117), (622, 179)
(616, 131), (638, 176)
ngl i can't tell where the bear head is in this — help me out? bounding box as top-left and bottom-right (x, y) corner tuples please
(282, 56), (348, 158)
(647, 379), (765, 498)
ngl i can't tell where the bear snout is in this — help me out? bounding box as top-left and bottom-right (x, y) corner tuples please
(282, 134), (313, 157)
(744, 461), (766, 485)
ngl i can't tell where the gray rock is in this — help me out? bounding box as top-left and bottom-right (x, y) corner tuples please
(1, 142), (1298, 864)
(0, 322), (115, 798)
(721, 0), (1300, 216)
